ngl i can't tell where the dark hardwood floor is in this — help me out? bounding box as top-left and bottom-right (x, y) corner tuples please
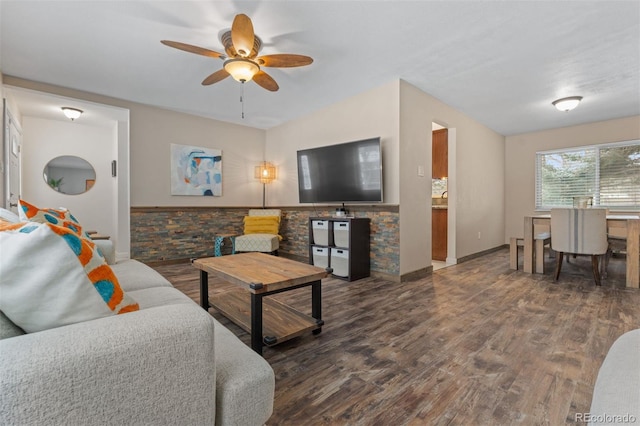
(153, 248), (640, 425)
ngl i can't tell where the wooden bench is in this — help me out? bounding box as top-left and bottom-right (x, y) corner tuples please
(510, 232), (552, 273)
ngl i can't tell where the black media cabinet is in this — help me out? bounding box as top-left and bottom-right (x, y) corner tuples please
(308, 217), (370, 281)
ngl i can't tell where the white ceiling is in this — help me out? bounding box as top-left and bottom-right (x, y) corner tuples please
(1, 1), (639, 136)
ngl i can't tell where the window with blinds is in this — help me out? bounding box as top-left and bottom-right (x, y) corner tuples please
(536, 140), (640, 210)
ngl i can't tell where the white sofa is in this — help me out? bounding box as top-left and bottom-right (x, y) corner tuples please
(0, 258), (275, 426)
(588, 329), (640, 426)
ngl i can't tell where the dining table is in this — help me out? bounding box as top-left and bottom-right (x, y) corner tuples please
(523, 214), (640, 288)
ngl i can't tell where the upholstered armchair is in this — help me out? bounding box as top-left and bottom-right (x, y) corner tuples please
(234, 209), (282, 255)
(550, 208), (608, 285)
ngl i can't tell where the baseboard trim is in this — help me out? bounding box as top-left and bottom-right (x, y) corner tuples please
(400, 267), (432, 282)
(369, 270), (400, 282)
(457, 245), (506, 264)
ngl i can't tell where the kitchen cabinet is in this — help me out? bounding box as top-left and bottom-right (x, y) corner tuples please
(432, 208), (447, 261)
(432, 129), (448, 179)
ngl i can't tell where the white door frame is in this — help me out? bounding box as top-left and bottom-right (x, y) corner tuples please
(3, 100), (23, 213)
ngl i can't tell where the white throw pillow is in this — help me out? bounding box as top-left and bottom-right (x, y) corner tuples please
(0, 221), (139, 333)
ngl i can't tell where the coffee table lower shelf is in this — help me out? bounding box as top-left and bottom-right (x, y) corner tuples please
(210, 289), (321, 346)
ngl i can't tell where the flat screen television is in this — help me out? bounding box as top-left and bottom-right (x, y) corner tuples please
(297, 137), (382, 203)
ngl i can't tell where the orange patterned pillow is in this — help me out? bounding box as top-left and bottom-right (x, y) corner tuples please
(0, 221), (139, 333)
(16, 199), (110, 259)
(18, 199), (89, 237)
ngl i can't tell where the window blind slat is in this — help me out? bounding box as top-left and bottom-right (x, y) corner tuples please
(535, 141), (640, 210)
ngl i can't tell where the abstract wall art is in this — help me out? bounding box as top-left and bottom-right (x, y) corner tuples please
(170, 143), (222, 196)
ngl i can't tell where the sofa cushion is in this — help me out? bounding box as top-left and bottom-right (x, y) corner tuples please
(589, 329), (640, 425)
(235, 234), (280, 252)
(213, 320), (275, 425)
(0, 221), (139, 333)
(0, 311), (24, 340)
(0, 208), (19, 223)
(94, 239), (116, 265)
(110, 259), (174, 291)
(128, 287), (194, 309)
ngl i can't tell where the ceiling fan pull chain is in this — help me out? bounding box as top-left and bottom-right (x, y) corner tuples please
(240, 82), (245, 119)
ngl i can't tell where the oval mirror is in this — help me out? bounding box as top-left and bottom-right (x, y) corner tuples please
(43, 155), (96, 195)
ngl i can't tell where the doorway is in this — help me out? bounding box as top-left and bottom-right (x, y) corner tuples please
(431, 122), (453, 270)
(3, 86), (131, 259)
(3, 101), (22, 214)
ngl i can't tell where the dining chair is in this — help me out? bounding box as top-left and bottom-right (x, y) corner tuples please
(550, 208), (608, 286)
(604, 228), (628, 276)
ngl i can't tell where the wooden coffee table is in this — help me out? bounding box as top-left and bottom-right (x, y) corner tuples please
(192, 253), (330, 355)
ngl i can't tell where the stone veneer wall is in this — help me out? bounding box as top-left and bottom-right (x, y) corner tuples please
(131, 205), (400, 276)
(130, 207), (247, 262)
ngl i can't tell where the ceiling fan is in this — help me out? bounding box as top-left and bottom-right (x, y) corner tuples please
(161, 14), (313, 92)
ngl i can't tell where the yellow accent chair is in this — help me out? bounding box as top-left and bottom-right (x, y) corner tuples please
(234, 209), (282, 255)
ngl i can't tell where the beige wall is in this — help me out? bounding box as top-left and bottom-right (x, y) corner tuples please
(129, 105), (265, 207)
(3, 76), (266, 208)
(11, 75), (590, 277)
(267, 79), (505, 275)
(265, 80), (400, 207)
(398, 82), (431, 274)
(504, 115), (640, 242)
(399, 81), (505, 272)
(21, 117), (117, 239)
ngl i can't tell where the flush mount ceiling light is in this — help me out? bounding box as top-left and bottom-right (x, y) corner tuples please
(552, 96), (583, 112)
(61, 107), (83, 121)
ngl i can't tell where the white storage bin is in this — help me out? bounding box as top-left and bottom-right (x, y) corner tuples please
(333, 221), (350, 247)
(312, 246), (330, 269)
(312, 220), (329, 245)
(330, 248), (349, 277)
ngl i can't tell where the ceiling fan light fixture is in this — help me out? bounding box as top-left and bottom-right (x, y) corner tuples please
(224, 58), (259, 82)
(552, 96), (583, 112)
(61, 107), (83, 121)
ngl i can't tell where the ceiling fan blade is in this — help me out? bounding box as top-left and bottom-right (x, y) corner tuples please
(231, 14), (255, 57)
(253, 71), (279, 92)
(161, 40), (225, 59)
(202, 69), (230, 85)
(257, 54), (314, 68)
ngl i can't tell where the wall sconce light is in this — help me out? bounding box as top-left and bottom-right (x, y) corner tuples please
(254, 161), (276, 208)
(552, 96), (583, 112)
(61, 107), (83, 121)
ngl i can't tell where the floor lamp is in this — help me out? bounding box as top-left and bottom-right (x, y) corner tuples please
(255, 161), (276, 208)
